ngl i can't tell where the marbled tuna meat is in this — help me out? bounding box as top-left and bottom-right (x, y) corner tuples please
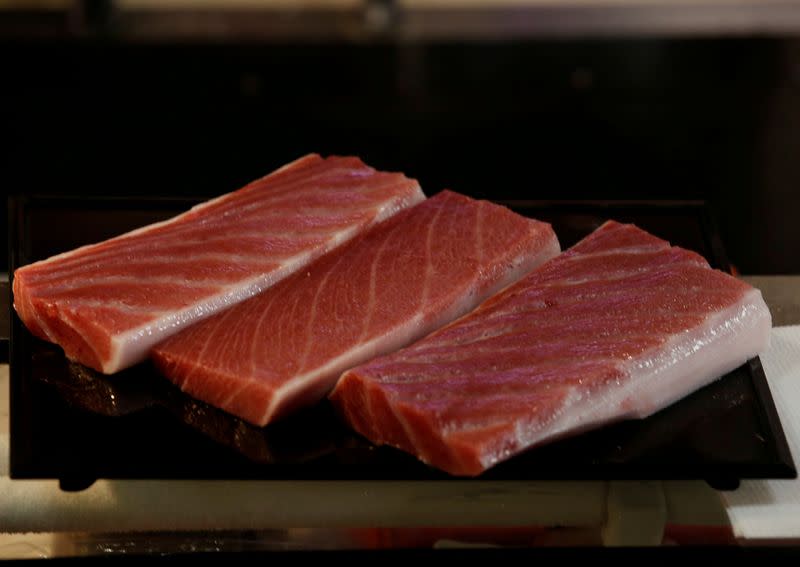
(329, 221), (772, 476)
(152, 191), (560, 426)
(13, 154), (424, 373)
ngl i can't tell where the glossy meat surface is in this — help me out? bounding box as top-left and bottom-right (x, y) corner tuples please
(153, 191), (560, 426)
(330, 221), (772, 476)
(13, 154), (424, 373)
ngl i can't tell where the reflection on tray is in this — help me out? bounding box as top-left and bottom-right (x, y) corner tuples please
(30, 333), (756, 482)
(32, 342), (345, 465)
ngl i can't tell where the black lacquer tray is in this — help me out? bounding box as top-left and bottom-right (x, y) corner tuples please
(8, 195), (796, 491)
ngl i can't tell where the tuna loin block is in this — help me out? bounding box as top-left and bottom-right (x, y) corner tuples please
(329, 220), (772, 476)
(152, 191), (560, 426)
(13, 154), (424, 373)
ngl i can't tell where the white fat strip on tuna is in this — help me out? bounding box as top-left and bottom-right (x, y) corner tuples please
(478, 288), (772, 470)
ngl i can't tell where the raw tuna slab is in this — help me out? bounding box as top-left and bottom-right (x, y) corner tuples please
(13, 154), (424, 374)
(330, 220), (773, 476)
(152, 191), (560, 427)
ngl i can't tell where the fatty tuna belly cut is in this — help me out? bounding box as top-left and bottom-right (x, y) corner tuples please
(152, 190), (560, 427)
(13, 154), (424, 374)
(329, 220), (772, 476)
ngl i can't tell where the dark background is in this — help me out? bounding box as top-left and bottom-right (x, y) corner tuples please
(2, 3), (800, 275)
